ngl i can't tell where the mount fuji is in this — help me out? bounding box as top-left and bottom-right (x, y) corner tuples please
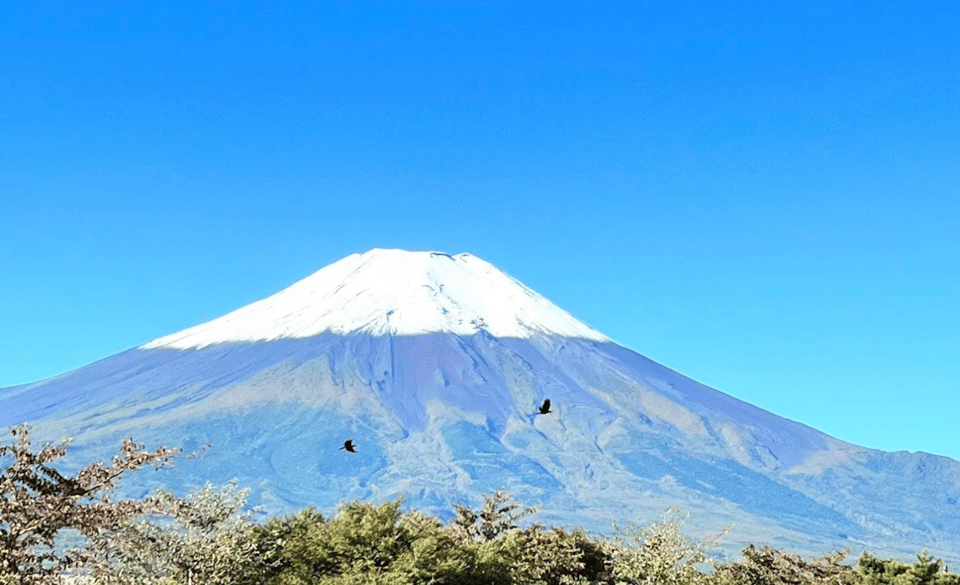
(3, 249), (959, 560)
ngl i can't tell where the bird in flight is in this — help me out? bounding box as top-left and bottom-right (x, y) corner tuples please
(339, 440), (356, 453)
(538, 399), (552, 415)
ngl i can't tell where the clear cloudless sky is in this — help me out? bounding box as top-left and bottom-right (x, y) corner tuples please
(2, 2), (958, 460)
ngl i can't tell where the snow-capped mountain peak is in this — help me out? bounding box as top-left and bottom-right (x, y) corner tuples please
(142, 249), (608, 349)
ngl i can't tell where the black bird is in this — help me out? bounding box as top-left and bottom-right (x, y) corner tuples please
(339, 440), (356, 453)
(538, 399), (552, 415)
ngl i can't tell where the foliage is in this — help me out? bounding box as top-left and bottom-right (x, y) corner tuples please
(0, 424), (178, 584)
(235, 507), (327, 584)
(89, 481), (256, 585)
(237, 498), (490, 585)
(507, 524), (611, 585)
(859, 552), (960, 585)
(604, 508), (723, 585)
(233, 490), (612, 585)
(449, 490), (612, 584)
(451, 489), (537, 543)
(714, 544), (858, 585)
(448, 489), (535, 584)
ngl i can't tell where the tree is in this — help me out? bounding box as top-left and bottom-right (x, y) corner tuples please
(508, 524), (612, 585)
(604, 508), (722, 585)
(859, 551), (960, 585)
(238, 499), (488, 585)
(450, 489), (537, 544)
(448, 489), (537, 584)
(714, 545), (857, 585)
(235, 507), (327, 585)
(89, 481), (256, 585)
(449, 490), (612, 584)
(0, 424), (178, 584)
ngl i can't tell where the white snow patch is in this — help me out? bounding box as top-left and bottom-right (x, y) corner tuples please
(143, 249), (608, 349)
(785, 445), (863, 475)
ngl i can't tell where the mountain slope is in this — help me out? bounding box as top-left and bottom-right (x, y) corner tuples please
(3, 249), (958, 561)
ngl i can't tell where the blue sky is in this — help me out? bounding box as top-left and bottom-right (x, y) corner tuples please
(2, 1), (958, 460)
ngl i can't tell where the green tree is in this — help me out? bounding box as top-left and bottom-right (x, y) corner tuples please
(450, 490), (611, 584)
(449, 489), (535, 584)
(451, 489), (537, 543)
(859, 552), (960, 585)
(236, 507), (327, 585)
(241, 498), (491, 585)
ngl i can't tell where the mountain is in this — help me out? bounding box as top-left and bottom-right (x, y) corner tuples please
(3, 249), (959, 561)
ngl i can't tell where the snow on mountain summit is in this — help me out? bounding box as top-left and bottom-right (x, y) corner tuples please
(142, 249), (608, 349)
